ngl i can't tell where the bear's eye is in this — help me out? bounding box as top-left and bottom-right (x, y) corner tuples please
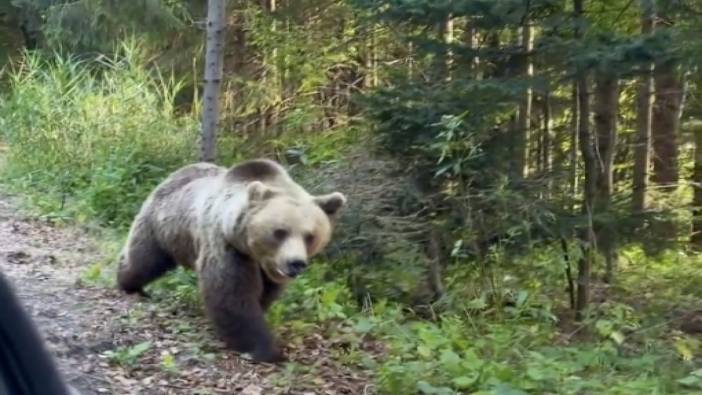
(304, 233), (315, 246)
(273, 228), (289, 241)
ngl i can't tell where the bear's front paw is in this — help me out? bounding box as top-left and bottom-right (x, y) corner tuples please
(251, 344), (287, 364)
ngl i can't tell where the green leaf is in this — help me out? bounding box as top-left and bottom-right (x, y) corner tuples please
(418, 345), (433, 359)
(440, 349), (462, 373)
(493, 383), (529, 395)
(678, 368), (702, 388)
(609, 331), (625, 345)
(127, 341), (152, 359)
(674, 340), (693, 362)
(452, 375), (478, 389)
(515, 290), (528, 307)
(353, 317), (375, 334)
(416, 381), (454, 395)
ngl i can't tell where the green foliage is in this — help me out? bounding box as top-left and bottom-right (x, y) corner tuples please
(264, 247), (701, 395)
(0, 43), (198, 227)
(267, 262), (357, 329)
(149, 267), (201, 308)
(105, 341), (152, 368)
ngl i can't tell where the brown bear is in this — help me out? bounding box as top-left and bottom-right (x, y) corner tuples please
(116, 159), (346, 362)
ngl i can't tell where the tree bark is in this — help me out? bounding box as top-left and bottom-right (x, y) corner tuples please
(542, 89), (553, 178)
(200, 0), (227, 163)
(594, 72), (620, 283)
(364, 24), (377, 88)
(438, 14), (454, 81)
(537, 89), (553, 199)
(651, 59), (684, 190)
(463, 20), (479, 78)
(632, 0), (655, 213)
(574, 0), (594, 322)
(516, 23), (534, 179)
(569, 81), (580, 210)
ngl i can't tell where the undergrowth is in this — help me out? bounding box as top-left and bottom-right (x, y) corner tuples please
(263, 248), (702, 395)
(0, 44), (197, 227)
(1, 47), (701, 395)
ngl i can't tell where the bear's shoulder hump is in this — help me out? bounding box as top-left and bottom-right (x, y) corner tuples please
(225, 159), (287, 183)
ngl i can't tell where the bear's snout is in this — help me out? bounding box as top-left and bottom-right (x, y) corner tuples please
(285, 259), (308, 278)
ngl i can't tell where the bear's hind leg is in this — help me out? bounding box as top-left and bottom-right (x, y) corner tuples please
(117, 230), (176, 295)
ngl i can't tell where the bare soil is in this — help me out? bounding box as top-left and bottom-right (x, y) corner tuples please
(0, 191), (373, 395)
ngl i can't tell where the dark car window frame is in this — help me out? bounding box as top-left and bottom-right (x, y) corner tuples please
(0, 272), (74, 395)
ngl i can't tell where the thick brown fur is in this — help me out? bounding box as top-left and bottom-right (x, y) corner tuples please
(116, 159), (345, 363)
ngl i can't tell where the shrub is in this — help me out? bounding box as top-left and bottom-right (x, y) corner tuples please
(0, 44), (197, 227)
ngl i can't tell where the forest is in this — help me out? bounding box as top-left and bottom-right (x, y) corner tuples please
(1, 0), (702, 394)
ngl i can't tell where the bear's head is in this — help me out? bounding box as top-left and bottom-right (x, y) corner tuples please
(241, 180), (346, 284)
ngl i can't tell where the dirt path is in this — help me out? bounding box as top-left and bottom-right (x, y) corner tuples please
(0, 192), (372, 395)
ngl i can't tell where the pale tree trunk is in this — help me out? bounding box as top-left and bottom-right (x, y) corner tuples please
(541, 89), (553, 193)
(268, 0), (280, 133)
(200, 0), (227, 162)
(632, 0), (655, 213)
(593, 72), (620, 283)
(574, 0), (594, 322)
(364, 25), (377, 88)
(569, 81), (579, 210)
(438, 14), (454, 80)
(516, 23), (534, 179)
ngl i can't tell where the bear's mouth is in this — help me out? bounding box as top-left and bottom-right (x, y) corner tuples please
(262, 264), (291, 284)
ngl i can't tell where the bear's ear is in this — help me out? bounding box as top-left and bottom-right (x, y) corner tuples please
(314, 192), (347, 217)
(247, 181), (276, 203)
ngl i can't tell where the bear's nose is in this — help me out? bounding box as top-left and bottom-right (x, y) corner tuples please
(286, 259), (308, 278)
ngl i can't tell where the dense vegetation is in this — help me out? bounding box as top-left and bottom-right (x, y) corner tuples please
(1, 0), (702, 394)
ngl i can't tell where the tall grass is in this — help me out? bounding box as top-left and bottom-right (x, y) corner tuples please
(0, 44), (198, 226)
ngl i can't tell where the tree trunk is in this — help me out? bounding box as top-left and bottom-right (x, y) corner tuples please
(427, 228), (445, 301)
(574, 0), (594, 322)
(691, 124), (702, 250)
(463, 20), (479, 78)
(542, 89), (553, 177)
(269, 0), (280, 134)
(632, 0), (655, 213)
(594, 72), (620, 283)
(200, 0), (227, 163)
(652, 59), (684, 190)
(438, 14), (454, 81)
(569, 81), (580, 210)
(364, 24), (377, 88)
(516, 23), (534, 179)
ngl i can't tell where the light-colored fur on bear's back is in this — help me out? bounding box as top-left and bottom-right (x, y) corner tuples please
(135, 159), (310, 270)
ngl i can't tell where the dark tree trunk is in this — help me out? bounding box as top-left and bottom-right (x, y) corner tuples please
(652, 59), (684, 190)
(594, 72), (620, 283)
